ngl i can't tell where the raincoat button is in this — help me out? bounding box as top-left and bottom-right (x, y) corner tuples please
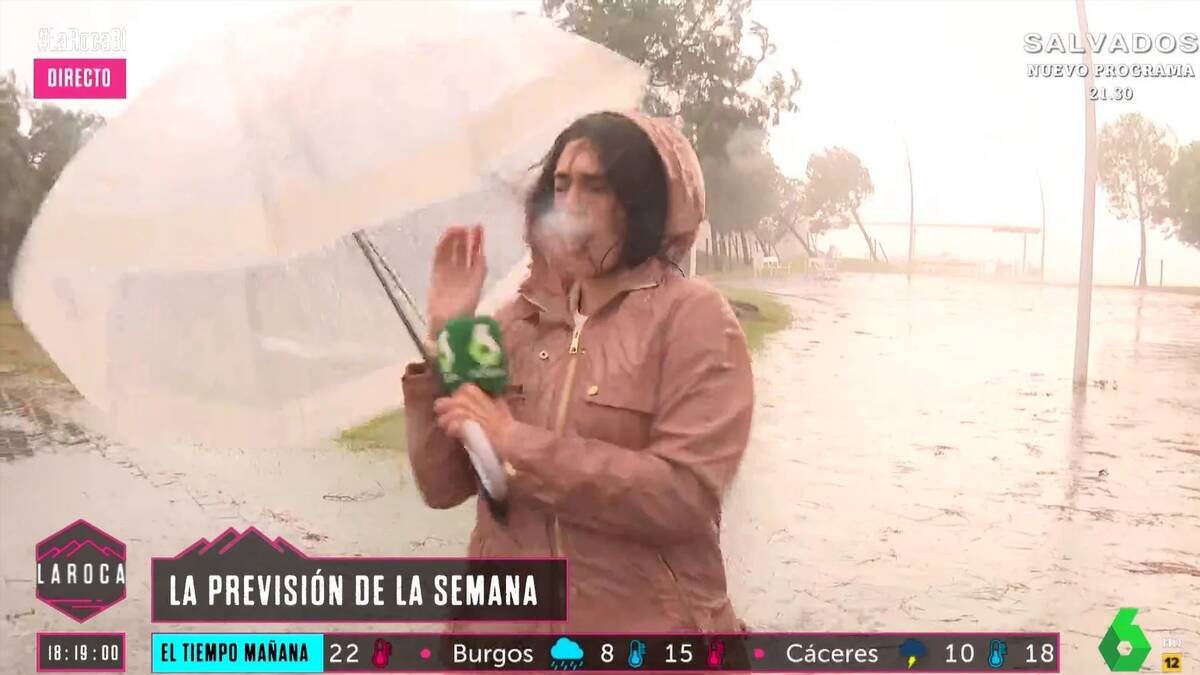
(538, 350), (549, 360)
(587, 385), (599, 396)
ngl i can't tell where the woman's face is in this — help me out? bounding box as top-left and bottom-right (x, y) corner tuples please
(534, 138), (626, 281)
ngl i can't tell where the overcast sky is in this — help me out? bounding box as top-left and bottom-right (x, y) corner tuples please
(2, 0), (1198, 284)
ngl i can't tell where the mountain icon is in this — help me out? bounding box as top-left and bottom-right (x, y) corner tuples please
(37, 539), (126, 561)
(196, 529), (239, 556)
(172, 527), (306, 560)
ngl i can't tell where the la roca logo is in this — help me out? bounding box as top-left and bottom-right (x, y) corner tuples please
(36, 519), (127, 622)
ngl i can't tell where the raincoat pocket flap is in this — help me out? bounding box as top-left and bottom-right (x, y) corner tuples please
(583, 381), (654, 415)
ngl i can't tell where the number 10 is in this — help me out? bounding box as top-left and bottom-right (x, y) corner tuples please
(945, 643), (975, 663)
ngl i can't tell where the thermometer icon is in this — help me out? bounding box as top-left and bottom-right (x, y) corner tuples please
(987, 640), (1007, 668)
(628, 640), (646, 668)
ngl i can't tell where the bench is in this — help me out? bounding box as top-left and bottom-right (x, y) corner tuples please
(760, 256), (790, 276)
(807, 253), (839, 279)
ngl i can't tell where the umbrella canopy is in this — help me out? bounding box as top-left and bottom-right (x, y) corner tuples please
(12, 1), (646, 448)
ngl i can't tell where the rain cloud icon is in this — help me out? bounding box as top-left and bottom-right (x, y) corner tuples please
(550, 637), (585, 670)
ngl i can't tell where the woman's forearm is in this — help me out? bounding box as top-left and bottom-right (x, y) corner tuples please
(401, 362), (477, 508)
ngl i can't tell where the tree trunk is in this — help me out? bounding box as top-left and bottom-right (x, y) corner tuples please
(739, 231), (750, 265)
(852, 210), (877, 262)
(1133, 167), (1148, 287)
(1137, 215), (1148, 287)
(784, 221), (815, 257)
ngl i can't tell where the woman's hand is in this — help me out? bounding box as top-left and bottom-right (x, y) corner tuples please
(427, 225), (486, 339)
(433, 384), (516, 447)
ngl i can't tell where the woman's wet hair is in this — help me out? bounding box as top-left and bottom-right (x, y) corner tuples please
(526, 112), (671, 271)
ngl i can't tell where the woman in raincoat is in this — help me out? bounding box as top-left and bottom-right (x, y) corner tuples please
(402, 110), (754, 631)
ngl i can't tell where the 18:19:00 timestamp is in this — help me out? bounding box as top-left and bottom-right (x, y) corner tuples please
(1089, 86), (1134, 101)
(46, 643), (122, 661)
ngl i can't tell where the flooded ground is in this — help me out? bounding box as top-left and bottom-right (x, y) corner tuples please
(723, 273), (1200, 668)
(2, 272), (1198, 673)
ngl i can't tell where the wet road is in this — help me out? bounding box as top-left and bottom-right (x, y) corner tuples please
(723, 273), (1200, 667)
(2, 272), (1198, 673)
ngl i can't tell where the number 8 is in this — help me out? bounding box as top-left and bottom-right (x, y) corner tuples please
(602, 644), (613, 663)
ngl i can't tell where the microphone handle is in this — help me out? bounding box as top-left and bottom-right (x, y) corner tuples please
(461, 420), (508, 501)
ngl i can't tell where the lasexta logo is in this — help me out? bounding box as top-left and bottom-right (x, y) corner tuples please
(1098, 607), (1151, 672)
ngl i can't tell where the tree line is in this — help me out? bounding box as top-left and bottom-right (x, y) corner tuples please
(3, 3), (1197, 294)
(548, 0), (1200, 277)
(544, 0), (881, 270)
(1, 70), (105, 298)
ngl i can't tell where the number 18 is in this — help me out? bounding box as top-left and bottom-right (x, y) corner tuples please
(1026, 643), (1055, 663)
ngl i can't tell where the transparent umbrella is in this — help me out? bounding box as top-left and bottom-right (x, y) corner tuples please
(11, 1), (645, 449)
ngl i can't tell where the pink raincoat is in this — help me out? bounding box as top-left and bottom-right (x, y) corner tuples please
(403, 111), (754, 631)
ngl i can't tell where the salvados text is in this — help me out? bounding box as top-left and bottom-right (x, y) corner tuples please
(1023, 32), (1199, 55)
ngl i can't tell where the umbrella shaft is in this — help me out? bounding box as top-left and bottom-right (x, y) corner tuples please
(352, 230), (434, 364)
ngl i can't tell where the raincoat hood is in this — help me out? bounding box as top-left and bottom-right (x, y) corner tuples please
(620, 109), (707, 261)
(520, 110), (707, 307)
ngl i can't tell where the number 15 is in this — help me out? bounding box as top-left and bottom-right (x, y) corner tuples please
(666, 643), (693, 663)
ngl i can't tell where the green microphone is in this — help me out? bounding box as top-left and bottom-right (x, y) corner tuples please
(434, 316), (509, 503)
